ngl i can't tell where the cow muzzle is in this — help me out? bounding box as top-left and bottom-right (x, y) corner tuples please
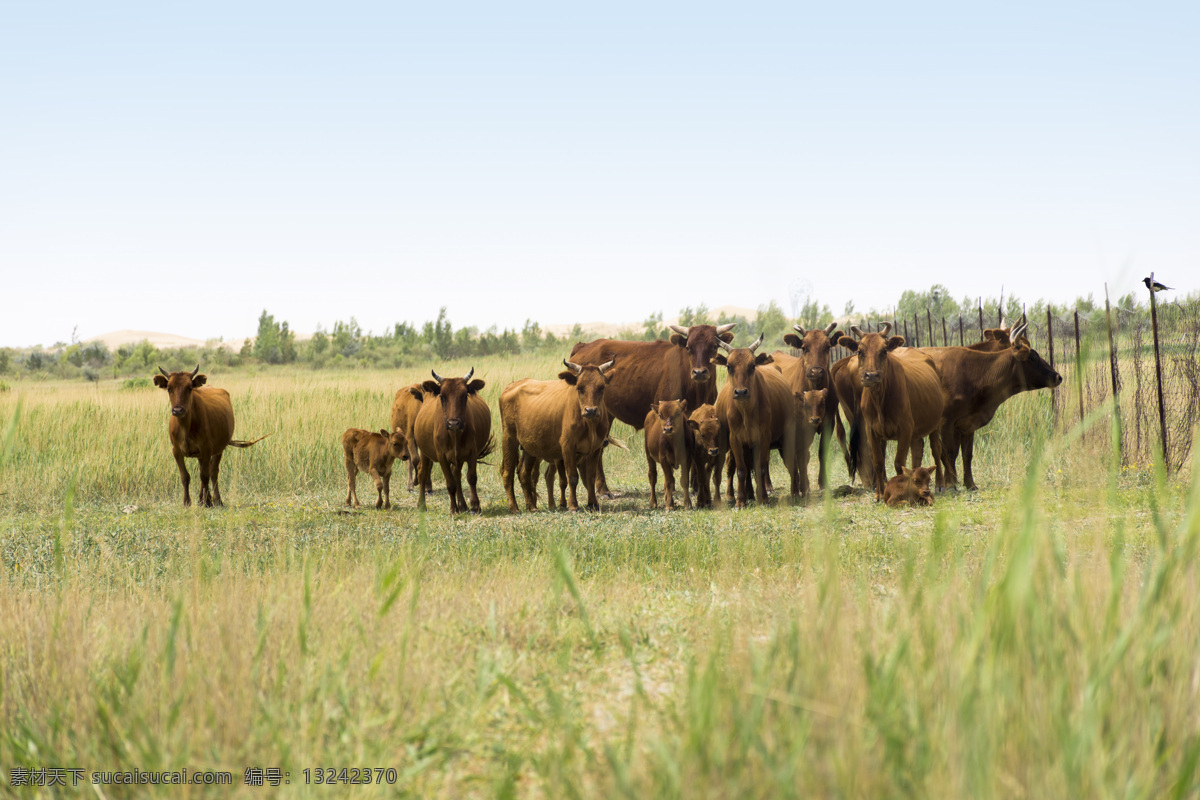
(809, 416), (822, 427)
(446, 418), (465, 431)
(1052, 372), (1063, 387)
(662, 424), (673, 434)
(733, 388), (750, 400)
(691, 367), (710, 381)
(862, 372), (881, 387)
(582, 406), (599, 419)
(807, 368), (826, 385)
(707, 447), (719, 457)
(171, 406), (186, 417)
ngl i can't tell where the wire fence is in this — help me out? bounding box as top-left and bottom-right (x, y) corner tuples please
(829, 294), (1200, 470)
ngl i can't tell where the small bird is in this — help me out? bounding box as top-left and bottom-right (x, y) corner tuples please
(1144, 277), (1173, 293)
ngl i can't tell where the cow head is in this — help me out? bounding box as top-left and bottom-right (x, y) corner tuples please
(668, 323), (737, 384)
(783, 322), (842, 388)
(383, 429), (409, 460)
(800, 388), (829, 429)
(687, 409), (722, 458)
(650, 399), (688, 436)
(1008, 320), (1063, 389)
(422, 368), (485, 432)
(904, 466), (935, 504)
(153, 365), (207, 417)
(715, 333), (771, 401)
(559, 358), (616, 419)
(839, 324), (905, 390)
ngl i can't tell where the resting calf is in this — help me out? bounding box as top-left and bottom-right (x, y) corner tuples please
(883, 466), (935, 508)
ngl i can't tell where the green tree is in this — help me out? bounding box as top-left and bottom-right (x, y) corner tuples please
(678, 304), (712, 327)
(753, 300), (788, 347)
(254, 310), (283, 364)
(642, 311), (665, 341)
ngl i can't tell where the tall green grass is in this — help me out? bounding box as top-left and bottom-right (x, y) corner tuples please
(1, 355), (1198, 797)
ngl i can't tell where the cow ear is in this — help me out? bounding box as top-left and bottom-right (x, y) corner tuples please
(714, 353), (727, 366)
(557, 371), (578, 385)
(902, 467), (913, 477)
(421, 380), (441, 395)
(886, 336), (906, 351)
(380, 429), (389, 437)
(192, 374), (207, 387)
(650, 401), (660, 414)
(153, 375), (169, 388)
(718, 330), (736, 344)
(687, 419), (700, 432)
(828, 330), (844, 342)
(468, 379), (486, 393)
(408, 386), (424, 400)
(783, 333), (803, 348)
(669, 333), (688, 347)
(983, 329), (997, 341)
(755, 353), (773, 366)
(1014, 343), (1031, 361)
(679, 399), (687, 412)
(838, 335), (858, 349)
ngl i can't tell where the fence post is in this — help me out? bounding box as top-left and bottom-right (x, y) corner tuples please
(1046, 308), (1057, 425)
(913, 313), (920, 347)
(1147, 272), (1170, 470)
(941, 316), (948, 346)
(1074, 310), (1084, 425)
(978, 299), (984, 335)
(958, 315), (964, 346)
(926, 309), (934, 347)
(1104, 284), (1122, 461)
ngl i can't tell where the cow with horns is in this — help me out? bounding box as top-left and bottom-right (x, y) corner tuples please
(771, 321), (846, 490)
(715, 333), (802, 508)
(500, 358), (617, 513)
(411, 367), (494, 514)
(152, 365), (269, 507)
(568, 323), (735, 496)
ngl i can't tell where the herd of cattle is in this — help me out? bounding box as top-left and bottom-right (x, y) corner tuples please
(153, 317), (1062, 513)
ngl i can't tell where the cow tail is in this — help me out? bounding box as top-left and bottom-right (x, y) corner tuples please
(228, 433), (272, 448)
(847, 412), (861, 482)
(477, 432), (497, 463)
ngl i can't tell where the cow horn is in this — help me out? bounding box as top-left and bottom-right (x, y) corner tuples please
(715, 322), (737, 334)
(748, 332), (764, 353)
(190, 364), (200, 379)
(793, 324), (807, 335)
(850, 325), (864, 338)
(668, 324), (689, 336)
(562, 359), (583, 375)
(158, 366), (170, 377)
(463, 366), (474, 382)
(718, 339), (733, 352)
(431, 370), (443, 384)
(598, 358), (615, 375)
(879, 322), (891, 337)
(1011, 322), (1028, 341)
(824, 321), (838, 335)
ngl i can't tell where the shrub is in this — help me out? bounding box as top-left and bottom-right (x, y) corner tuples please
(121, 377), (153, 390)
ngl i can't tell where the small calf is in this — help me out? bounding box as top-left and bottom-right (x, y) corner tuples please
(343, 428), (409, 509)
(644, 399), (692, 510)
(883, 466), (935, 508)
(687, 403), (722, 507)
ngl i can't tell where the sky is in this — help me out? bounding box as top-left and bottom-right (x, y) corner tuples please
(2, 1), (1197, 347)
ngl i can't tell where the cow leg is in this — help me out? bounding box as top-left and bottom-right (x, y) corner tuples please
(870, 429), (888, 501)
(725, 452), (736, 499)
(680, 449), (692, 510)
(465, 458), (480, 514)
(518, 453), (537, 510)
(911, 437), (925, 471)
(585, 453), (601, 511)
(197, 453), (214, 508)
(557, 461), (568, 507)
(664, 461), (676, 510)
(371, 468), (385, 509)
(647, 452), (658, 508)
(929, 427), (945, 491)
(962, 431), (977, 490)
(754, 444), (770, 505)
(444, 459), (465, 513)
(417, 456), (432, 512)
(565, 451), (581, 512)
(173, 449), (192, 507)
(594, 449), (613, 499)
(501, 426), (521, 513)
(382, 467), (393, 509)
(346, 455), (360, 508)
(734, 444), (752, 509)
(210, 450), (225, 507)
(542, 461), (556, 511)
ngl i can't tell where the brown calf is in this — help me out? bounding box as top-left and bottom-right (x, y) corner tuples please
(644, 399), (692, 510)
(342, 428), (409, 509)
(715, 334), (800, 509)
(500, 359), (616, 512)
(153, 365), (269, 507)
(412, 368), (493, 514)
(776, 322), (844, 488)
(883, 466), (935, 508)
(389, 382), (428, 492)
(686, 404), (723, 508)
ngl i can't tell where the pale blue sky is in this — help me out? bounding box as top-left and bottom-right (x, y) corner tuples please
(2, 1), (1196, 346)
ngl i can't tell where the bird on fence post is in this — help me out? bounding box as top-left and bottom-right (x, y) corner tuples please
(1144, 277), (1173, 293)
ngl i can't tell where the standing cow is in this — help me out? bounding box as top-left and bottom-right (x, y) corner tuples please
(389, 382), (429, 492)
(837, 325), (945, 501)
(412, 368), (493, 514)
(772, 322), (845, 489)
(500, 359), (616, 513)
(569, 323), (735, 495)
(153, 365), (269, 507)
(715, 334), (801, 509)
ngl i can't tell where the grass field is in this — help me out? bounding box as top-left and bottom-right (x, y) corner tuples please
(2, 354), (1200, 797)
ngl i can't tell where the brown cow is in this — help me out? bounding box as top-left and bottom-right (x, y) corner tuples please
(389, 383), (429, 492)
(500, 358), (616, 513)
(920, 319), (1062, 489)
(152, 365), (269, 507)
(837, 325), (945, 501)
(883, 466), (935, 508)
(774, 322), (846, 489)
(342, 428), (409, 509)
(686, 403), (723, 508)
(715, 334), (800, 508)
(644, 399), (692, 510)
(569, 323), (735, 495)
(412, 368), (493, 514)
